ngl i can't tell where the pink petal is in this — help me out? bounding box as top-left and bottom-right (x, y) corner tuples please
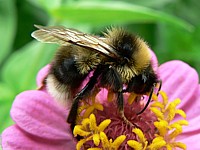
(158, 60), (199, 118)
(10, 90), (73, 140)
(150, 49), (158, 72)
(177, 85), (200, 140)
(36, 65), (51, 88)
(177, 124), (200, 150)
(1, 125), (75, 150)
(159, 60), (200, 148)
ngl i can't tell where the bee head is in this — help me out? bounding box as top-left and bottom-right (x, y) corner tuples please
(105, 28), (151, 73)
(105, 28), (135, 61)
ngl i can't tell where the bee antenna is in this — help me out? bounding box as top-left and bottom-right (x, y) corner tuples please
(137, 80), (162, 115)
(156, 80), (162, 96)
(136, 86), (155, 115)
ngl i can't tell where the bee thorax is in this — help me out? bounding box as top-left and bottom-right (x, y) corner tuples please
(116, 65), (137, 83)
(75, 53), (101, 74)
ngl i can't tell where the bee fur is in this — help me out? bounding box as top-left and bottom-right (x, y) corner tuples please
(31, 25), (161, 131)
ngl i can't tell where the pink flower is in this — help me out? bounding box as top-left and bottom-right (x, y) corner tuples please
(1, 53), (200, 149)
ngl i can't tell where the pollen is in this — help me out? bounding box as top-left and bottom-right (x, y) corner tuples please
(74, 113), (111, 150)
(132, 128), (147, 144)
(76, 89), (104, 124)
(100, 132), (126, 149)
(127, 128), (148, 149)
(74, 90), (188, 150)
(149, 91), (189, 149)
(126, 91), (188, 149)
(127, 92), (137, 105)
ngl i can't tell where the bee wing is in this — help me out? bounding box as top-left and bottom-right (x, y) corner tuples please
(31, 25), (120, 59)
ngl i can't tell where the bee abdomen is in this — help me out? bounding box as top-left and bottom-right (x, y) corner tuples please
(46, 57), (89, 106)
(52, 58), (88, 89)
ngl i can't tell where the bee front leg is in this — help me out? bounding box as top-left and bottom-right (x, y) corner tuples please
(117, 91), (139, 128)
(67, 67), (102, 130)
(100, 66), (136, 128)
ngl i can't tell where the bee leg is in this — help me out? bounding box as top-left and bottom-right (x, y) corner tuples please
(118, 91), (133, 126)
(67, 67), (102, 130)
(100, 66), (136, 128)
(117, 91), (139, 128)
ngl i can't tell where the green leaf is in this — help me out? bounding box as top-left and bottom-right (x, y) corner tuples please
(129, 0), (175, 8)
(1, 41), (57, 93)
(0, 116), (14, 134)
(0, 103), (14, 134)
(0, 0), (17, 64)
(50, 1), (193, 31)
(28, 0), (62, 11)
(0, 82), (15, 102)
(0, 82), (15, 133)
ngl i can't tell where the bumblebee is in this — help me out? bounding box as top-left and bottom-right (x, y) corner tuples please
(31, 25), (161, 129)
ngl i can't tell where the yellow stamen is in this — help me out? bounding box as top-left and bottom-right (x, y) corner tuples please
(127, 91), (188, 149)
(81, 118), (90, 128)
(88, 148), (102, 150)
(76, 90), (104, 123)
(74, 90), (188, 150)
(168, 124), (183, 139)
(93, 133), (100, 146)
(107, 91), (114, 102)
(82, 101), (104, 119)
(150, 107), (164, 120)
(171, 142), (186, 150)
(100, 132), (110, 147)
(154, 120), (168, 136)
(150, 101), (164, 109)
(98, 119), (111, 131)
(89, 114), (98, 130)
(74, 113), (111, 149)
(127, 140), (143, 150)
(95, 103), (104, 111)
(100, 132), (126, 149)
(175, 109), (186, 119)
(148, 136), (166, 149)
(73, 125), (90, 137)
(76, 138), (87, 150)
(112, 134), (126, 149)
(171, 120), (189, 126)
(76, 136), (93, 150)
(83, 106), (95, 119)
(152, 93), (158, 101)
(150, 91), (188, 149)
(159, 91), (168, 106)
(127, 128), (148, 149)
(165, 98), (181, 122)
(132, 128), (147, 143)
(127, 92), (137, 104)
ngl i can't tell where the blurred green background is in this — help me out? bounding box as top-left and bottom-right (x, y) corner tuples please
(0, 0), (199, 133)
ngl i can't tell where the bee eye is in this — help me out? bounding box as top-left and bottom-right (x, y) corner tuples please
(142, 74), (148, 83)
(124, 57), (129, 62)
(120, 57), (129, 65)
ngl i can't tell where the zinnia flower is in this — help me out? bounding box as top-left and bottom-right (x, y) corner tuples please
(1, 51), (200, 150)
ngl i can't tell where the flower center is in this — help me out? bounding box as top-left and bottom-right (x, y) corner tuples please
(73, 90), (188, 150)
(96, 99), (157, 145)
